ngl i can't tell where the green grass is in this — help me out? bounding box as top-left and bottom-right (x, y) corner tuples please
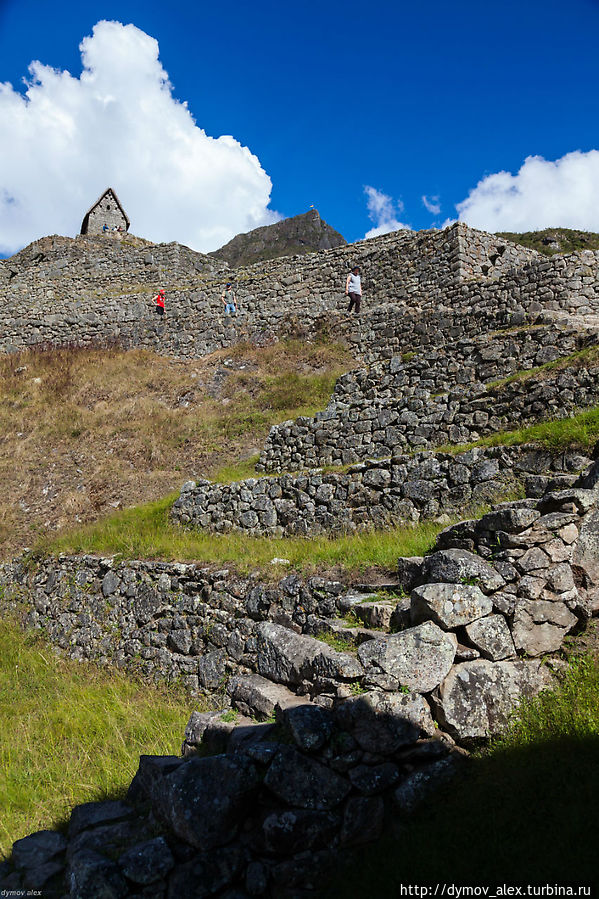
(315, 632), (356, 652)
(497, 227), (599, 256)
(486, 344), (599, 390)
(327, 651), (599, 895)
(0, 619), (200, 857)
(436, 405), (599, 455)
(211, 454), (262, 483)
(39, 494), (449, 575)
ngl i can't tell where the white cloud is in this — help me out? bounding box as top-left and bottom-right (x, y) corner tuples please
(363, 186), (411, 238)
(422, 194), (441, 216)
(0, 20), (279, 255)
(457, 150), (599, 232)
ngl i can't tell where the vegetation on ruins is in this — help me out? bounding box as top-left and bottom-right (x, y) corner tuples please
(2, 222), (599, 893)
(41, 494), (447, 575)
(497, 227), (599, 256)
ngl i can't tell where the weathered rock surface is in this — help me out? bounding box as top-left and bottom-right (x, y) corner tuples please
(421, 549), (505, 593)
(433, 659), (553, 741)
(256, 621), (362, 685)
(358, 621), (457, 693)
(411, 582), (493, 629)
(511, 599), (578, 655)
(464, 614), (516, 661)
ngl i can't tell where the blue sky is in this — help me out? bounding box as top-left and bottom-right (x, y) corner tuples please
(1, 0), (599, 253)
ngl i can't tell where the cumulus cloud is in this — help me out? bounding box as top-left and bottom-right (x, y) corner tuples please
(422, 194), (441, 216)
(0, 20), (278, 255)
(363, 186), (411, 238)
(457, 150), (599, 232)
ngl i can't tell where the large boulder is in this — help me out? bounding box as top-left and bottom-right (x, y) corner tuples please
(511, 599), (578, 656)
(411, 583), (492, 629)
(478, 507), (540, 533)
(421, 549), (504, 592)
(256, 621), (362, 685)
(335, 690), (436, 754)
(433, 659), (553, 742)
(158, 755), (260, 849)
(357, 622), (457, 693)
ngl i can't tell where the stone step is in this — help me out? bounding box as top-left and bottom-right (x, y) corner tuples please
(321, 618), (382, 645)
(227, 673), (305, 720)
(338, 592), (399, 629)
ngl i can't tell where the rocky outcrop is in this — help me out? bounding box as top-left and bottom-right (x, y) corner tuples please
(210, 209), (347, 266)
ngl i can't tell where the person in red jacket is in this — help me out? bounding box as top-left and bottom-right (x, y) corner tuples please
(154, 288), (165, 316)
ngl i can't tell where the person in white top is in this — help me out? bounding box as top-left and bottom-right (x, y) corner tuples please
(345, 266), (362, 314)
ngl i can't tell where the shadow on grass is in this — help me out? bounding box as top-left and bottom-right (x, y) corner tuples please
(326, 735), (599, 897)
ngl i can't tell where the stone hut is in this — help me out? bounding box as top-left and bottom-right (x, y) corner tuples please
(80, 188), (130, 236)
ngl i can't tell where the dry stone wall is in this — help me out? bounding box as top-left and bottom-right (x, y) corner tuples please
(0, 223), (545, 360)
(1, 223), (599, 370)
(171, 446), (590, 537)
(3, 462), (599, 897)
(258, 324), (599, 471)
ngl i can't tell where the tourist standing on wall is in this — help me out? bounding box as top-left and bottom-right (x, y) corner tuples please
(154, 288), (166, 317)
(221, 283), (238, 316)
(345, 266), (362, 313)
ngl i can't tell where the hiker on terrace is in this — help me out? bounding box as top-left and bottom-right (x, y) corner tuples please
(345, 265), (362, 314)
(221, 282), (238, 316)
(153, 288), (166, 317)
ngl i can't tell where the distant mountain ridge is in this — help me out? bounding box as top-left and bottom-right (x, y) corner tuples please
(210, 208), (346, 267)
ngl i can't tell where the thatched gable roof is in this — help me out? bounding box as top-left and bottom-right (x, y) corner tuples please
(80, 187), (130, 234)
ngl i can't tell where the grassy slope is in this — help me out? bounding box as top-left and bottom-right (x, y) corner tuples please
(496, 227), (599, 256)
(327, 646), (599, 895)
(43, 493), (451, 577)
(437, 405), (599, 454)
(0, 619), (201, 857)
(0, 339), (352, 558)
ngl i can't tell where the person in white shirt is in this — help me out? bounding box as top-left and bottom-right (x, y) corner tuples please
(345, 266), (362, 314)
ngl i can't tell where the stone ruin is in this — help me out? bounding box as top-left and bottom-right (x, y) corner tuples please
(1, 221), (599, 896)
(80, 187), (130, 236)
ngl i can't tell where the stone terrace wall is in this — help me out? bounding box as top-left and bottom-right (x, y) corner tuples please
(258, 324), (599, 471)
(0, 224), (544, 359)
(2, 464), (597, 722)
(171, 446), (590, 537)
(1, 224), (598, 367)
(456, 223), (539, 279)
(3, 467), (599, 896)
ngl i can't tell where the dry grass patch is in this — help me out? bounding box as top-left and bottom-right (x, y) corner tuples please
(0, 340), (353, 558)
